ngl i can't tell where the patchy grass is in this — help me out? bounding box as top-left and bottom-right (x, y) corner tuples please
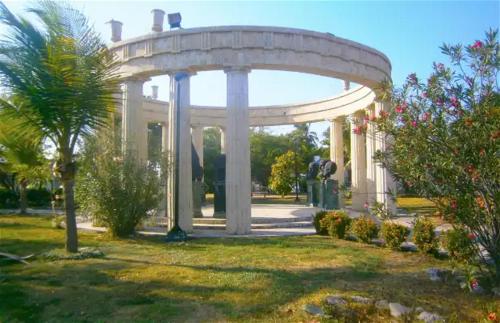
(0, 215), (498, 322)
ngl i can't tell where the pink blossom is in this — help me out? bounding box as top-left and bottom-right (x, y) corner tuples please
(471, 40), (483, 49)
(421, 112), (431, 121)
(467, 233), (476, 240)
(411, 120), (417, 127)
(363, 201), (369, 209)
(395, 105), (406, 114)
(450, 97), (460, 108)
(450, 200), (457, 209)
(436, 97), (444, 106)
(470, 279), (479, 290)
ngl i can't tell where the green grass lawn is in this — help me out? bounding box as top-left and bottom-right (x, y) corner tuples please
(1, 215), (497, 322)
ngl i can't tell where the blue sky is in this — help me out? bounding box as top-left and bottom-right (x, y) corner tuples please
(3, 1), (499, 139)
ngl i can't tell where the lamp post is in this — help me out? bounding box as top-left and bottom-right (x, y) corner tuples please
(165, 72), (189, 242)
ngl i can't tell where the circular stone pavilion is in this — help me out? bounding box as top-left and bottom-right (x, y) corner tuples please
(108, 13), (396, 235)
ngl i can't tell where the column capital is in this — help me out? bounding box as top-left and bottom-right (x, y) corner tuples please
(167, 70), (197, 78)
(121, 75), (150, 83)
(223, 66), (251, 74)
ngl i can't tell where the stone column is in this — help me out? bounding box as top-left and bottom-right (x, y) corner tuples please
(121, 79), (144, 159)
(138, 120), (148, 163)
(166, 72), (193, 232)
(365, 105), (377, 207)
(374, 101), (397, 215)
(329, 117), (344, 207)
(192, 126), (204, 169)
(350, 111), (367, 211)
(225, 68), (251, 235)
(219, 127), (226, 154)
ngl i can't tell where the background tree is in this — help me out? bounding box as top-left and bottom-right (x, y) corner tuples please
(268, 151), (297, 197)
(0, 1), (117, 252)
(0, 111), (49, 213)
(203, 127), (221, 193)
(250, 128), (290, 186)
(374, 30), (499, 283)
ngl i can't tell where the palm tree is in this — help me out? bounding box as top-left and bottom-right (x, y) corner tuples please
(0, 111), (49, 214)
(0, 1), (117, 252)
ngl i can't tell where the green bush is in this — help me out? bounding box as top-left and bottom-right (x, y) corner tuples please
(0, 189), (18, 208)
(380, 222), (410, 249)
(442, 227), (476, 264)
(313, 210), (328, 235)
(76, 136), (163, 238)
(26, 188), (51, 207)
(320, 210), (352, 239)
(350, 215), (379, 243)
(413, 217), (437, 254)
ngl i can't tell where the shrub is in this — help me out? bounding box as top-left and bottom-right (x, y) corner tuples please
(76, 136), (162, 238)
(350, 215), (379, 243)
(442, 227), (476, 265)
(313, 210), (328, 235)
(320, 210), (351, 239)
(0, 189), (18, 208)
(26, 188), (51, 207)
(372, 30), (500, 283)
(381, 222), (410, 249)
(413, 217), (437, 254)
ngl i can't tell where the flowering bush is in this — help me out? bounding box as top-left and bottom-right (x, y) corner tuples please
(374, 30), (500, 282)
(313, 210), (329, 235)
(441, 227), (476, 265)
(319, 210), (352, 239)
(380, 222), (410, 249)
(413, 217), (437, 254)
(350, 215), (379, 243)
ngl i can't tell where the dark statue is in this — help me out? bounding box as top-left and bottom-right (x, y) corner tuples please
(306, 161), (319, 180)
(191, 143), (203, 181)
(306, 159), (337, 181)
(319, 159), (337, 181)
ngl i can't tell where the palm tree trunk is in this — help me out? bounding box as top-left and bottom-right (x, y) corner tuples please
(63, 176), (78, 252)
(19, 180), (28, 214)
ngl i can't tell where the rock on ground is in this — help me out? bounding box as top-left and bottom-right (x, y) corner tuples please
(325, 295), (347, 306)
(375, 299), (389, 310)
(418, 311), (444, 323)
(389, 303), (411, 318)
(350, 295), (371, 304)
(303, 304), (324, 316)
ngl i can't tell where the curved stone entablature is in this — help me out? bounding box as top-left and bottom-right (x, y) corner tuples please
(140, 85), (375, 127)
(110, 25), (391, 90)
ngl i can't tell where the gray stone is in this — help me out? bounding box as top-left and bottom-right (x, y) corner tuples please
(389, 303), (411, 318)
(415, 307), (424, 313)
(350, 295), (371, 304)
(426, 268), (451, 282)
(303, 304), (324, 316)
(418, 311), (444, 323)
(325, 295), (347, 306)
(375, 299), (389, 310)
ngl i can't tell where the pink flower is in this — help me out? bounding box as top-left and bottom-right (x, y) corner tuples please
(395, 105), (405, 114)
(353, 126), (362, 135)
(421, 112), (431, 121)
(470, 279), (479, 290)
(450, 97), (460, 108)
(471, 40), (483, 49)
(379, 110), (389, 118)
(467, 233), (476, 240)
(450, 200), (457, 209)
(421, 91), (428, 98)
(363, 201), (369, 209)
(411, 120), (417, 127)
(407, 73), (418, 85)
(436, 97), (444, 106)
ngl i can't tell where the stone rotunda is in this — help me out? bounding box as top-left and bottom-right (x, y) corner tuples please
(108, 13), (397, 235)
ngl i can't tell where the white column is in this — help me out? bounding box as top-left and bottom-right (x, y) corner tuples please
(225, 68), (251, 235)
(166, 72), (193, 232)
(329, 117), (344, 207)
(219, 127), (226, 154)
(192, 126), (204, 169)
(138, 120), (148, 163)
(365, 105), (377, 207)
(121, 79), (144, 158)
(350, 111), (367, 211)
(374, 101), (397, 215)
